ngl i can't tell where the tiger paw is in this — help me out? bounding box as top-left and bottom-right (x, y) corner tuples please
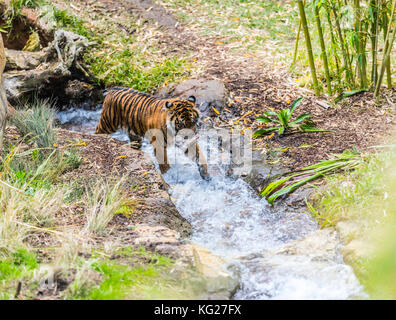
(199, 166), (211, 181)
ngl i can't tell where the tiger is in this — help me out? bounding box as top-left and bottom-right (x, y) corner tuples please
(95, 87), (209, 179)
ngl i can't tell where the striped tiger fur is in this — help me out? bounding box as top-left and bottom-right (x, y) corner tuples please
(95, 87), (209, 179)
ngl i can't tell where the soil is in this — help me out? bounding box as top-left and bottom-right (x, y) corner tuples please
(0, 6), (52, 50)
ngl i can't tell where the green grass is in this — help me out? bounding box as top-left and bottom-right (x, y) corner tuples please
(162, 0), (297, 46)
(40, 3), (190, 93)
(309, 148), (396, 298)
(10, 99), (57, 149)
(0, 99), (197, 300)
(0, 249), (39, 300)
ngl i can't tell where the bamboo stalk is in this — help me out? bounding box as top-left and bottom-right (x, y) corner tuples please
(297, 0), (321, 96)
(333, 2), (355, 87)
(325, 3), (342, 89)
(375, 0), (396, 96)
(292, 0), (306, 67)
(354, 0), (368, 88)
(370, 0), (379, 88)
(292, 19), (302, 67)
(314, 1), (332, 95)
(382, 0), (393, 89)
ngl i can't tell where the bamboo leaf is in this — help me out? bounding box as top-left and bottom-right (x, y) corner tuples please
(334, 89), (368, 102)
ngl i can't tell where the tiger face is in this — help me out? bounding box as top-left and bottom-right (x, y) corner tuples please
(166, 96), (199, 133)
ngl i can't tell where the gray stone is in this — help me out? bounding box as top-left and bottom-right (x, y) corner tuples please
(157, 78), (226, 116)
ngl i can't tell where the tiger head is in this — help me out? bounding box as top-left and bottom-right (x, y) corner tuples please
(165, 96), (200, 132)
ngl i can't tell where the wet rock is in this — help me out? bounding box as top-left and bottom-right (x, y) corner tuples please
(187, 244), (239, 299)
(157, 78), (226, 118)
(129, 224), (238, 299)
(240, 149), (286, 193)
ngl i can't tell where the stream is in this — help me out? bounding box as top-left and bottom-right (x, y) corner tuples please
(58, 105), (366, 300)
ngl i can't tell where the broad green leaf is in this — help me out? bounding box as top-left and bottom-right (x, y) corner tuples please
(278, 109), (290, 128)
(264, 111), (279, 117)
(256, 116), (275, 123)
(291, 114), (312, 124)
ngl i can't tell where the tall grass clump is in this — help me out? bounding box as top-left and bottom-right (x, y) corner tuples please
(10, 99), (57, 149)
(84, 178), (125, 236)
(295, 0), (395, 96)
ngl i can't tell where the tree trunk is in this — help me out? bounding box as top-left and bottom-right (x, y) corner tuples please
(0, 35), (8, 151)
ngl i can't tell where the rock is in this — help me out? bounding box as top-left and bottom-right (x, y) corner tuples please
(131, 225), (184, 259)
(240, 149), (286, 193)
(141, 197), (192, 238)
(129, 225), (238, 299)
(157, 78), (226, 117)
(187, 243), (239, 299)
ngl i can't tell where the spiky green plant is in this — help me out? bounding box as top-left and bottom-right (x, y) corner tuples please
(253, 97), (325, 137)
(262, 149), (364, 204)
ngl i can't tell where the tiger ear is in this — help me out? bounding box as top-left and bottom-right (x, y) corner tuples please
(188, 96), (196, 103)
(165, 101), (173, 109)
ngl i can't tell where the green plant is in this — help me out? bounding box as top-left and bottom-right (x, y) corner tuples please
(294, 0), (395, 96)
(1, 0), (45, 31)
(84, 178), (126, 236)
(10, 99), (57, 149)
(262, 148), (364, 204)
(253, 97), (325, 137)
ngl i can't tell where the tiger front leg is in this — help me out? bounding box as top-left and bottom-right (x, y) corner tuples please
(195, 144), (210, 181)
(157, 146), (170, 174)
(150, 136), (170, 174)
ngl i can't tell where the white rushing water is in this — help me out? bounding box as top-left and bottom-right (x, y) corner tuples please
(58, 107), (366, 300)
